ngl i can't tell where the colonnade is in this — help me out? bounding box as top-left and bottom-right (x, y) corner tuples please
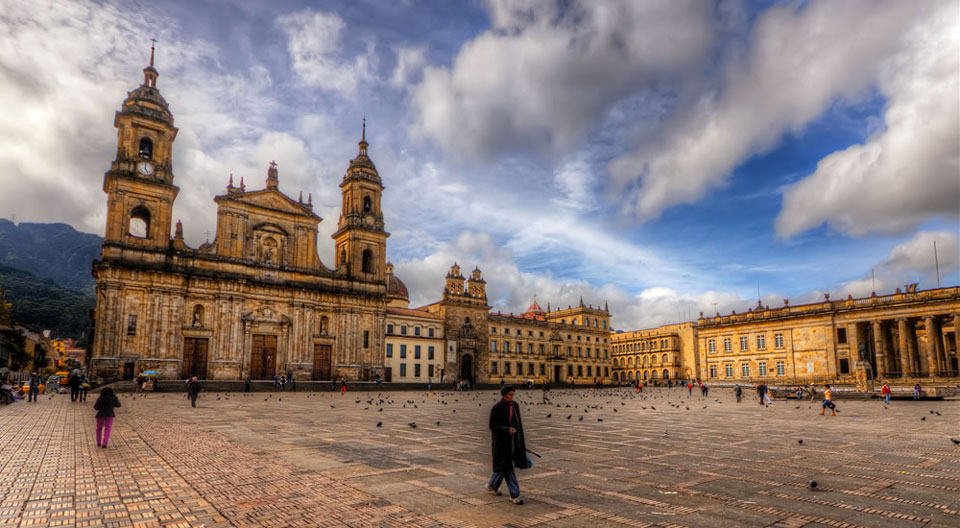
(856, 314), (959, 378)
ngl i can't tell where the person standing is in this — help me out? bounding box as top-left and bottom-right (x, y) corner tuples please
(756, 383), (765, 405)
(913, 383), (921, 400)
(245, 376), (252, 392)
(541, 381), (550, 404)
(700, 383), (709, 398)
(820, 384), (836, 416)
(687, 382), (693, 396)
(186, 377), (201, 408)
(734, 385), (742, 403)
(881, 383), (892, 404)
(94, 388), (121, 448)
(486, 386), (530, 504)
(339, 378), (347, 394)
(27, 371), (41, 403)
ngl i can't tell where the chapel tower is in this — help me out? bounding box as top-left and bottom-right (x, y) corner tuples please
(102, 42), (179, 254)
(332, 120), (388, 281)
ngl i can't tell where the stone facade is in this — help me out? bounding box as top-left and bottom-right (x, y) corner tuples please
(384, 308), (445, 382)
(90, 51), (388, 382)
(417, 264), (613, 385)
(610, 322), (697, 383)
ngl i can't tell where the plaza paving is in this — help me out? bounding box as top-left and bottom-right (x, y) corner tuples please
(2, 387), (960, 528)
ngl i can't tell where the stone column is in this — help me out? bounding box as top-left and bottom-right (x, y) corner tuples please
(912, 322), (925, 376)
(897, 318), (911, 377)
(923, 316), (940, 377)
(872, 320), (887, 378)
(905, 320), (920, 376)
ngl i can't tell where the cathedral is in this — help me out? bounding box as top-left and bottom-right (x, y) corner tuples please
(90, 47), (389, 381)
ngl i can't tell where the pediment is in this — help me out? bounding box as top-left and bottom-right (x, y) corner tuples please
(229, 189), (319, 218)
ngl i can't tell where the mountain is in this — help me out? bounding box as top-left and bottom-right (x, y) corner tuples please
(0, 264), (96, 340)
(0, 219), (102, 290)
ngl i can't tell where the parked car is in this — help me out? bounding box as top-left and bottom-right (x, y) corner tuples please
(16, 381), (45, 394)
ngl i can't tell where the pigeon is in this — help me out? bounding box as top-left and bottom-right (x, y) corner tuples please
(436, 421), (440, 426)
(547, 414), (552, 418)
(597, 418), (603, 422)
(408, 422), (417, 428)
(798, 439), (803, 444)
(376, 422), (382, 427)
(922, 416), (926, 421)
(808, 480), (818, 489)
(578, 416), (583, 421)
(930, 410), (934, 414)
(950, 438), (960, 445)
(935, 411), (941, 416)
(566, 415), (572, 420)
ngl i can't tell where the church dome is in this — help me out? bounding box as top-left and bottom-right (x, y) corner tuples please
(385, 261), (409, 304)
(122, 84), (174, 125)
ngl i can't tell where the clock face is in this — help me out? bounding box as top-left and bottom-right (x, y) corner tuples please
(137, 161), (154, 176)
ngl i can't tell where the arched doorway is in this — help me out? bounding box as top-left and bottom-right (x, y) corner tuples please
(460, 354), (473, 383)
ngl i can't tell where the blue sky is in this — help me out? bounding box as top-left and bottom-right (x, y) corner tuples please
(0, 0), (957, 329)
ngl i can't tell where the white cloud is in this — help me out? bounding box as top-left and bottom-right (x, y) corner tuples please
(389, 46), (426, 89)
(836, 230), (959, 298)
(409, 0), (714, 159)
(776, 3), (960, 237)
(609, 0), (941, 223)
(275, 8), (376, 96)
(393, 231), (752, 330)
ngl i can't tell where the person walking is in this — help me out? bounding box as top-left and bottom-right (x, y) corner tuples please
(69, 372), (81, 402)
(913, 383), (922, 400)
(94, 387), (121, 448)
(186, 377), (201, 408)
(339, 378), (347, 394)
(541, 381), (550, 404)
(734, 385), (742, 403)
(881, 383), (892, 404)
(820, 384), (836, 416)
(245, 376), (252, 392)
(808, 383), (817, 402)
(290, 375), (296, 392)
(79, 375), (89, 402)
(700, 383), (709, 398)
(687, 382), (693, 396)
(756, 383), (765, 405)
(485, 386), (530, 505)
(762, 384), (772, 405)
(27, 371), (41, 403)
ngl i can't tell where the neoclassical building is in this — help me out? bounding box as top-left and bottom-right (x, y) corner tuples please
(90, 49), (390, 381)
(610, 322), (697, 383)
(695, 286), (960, 385)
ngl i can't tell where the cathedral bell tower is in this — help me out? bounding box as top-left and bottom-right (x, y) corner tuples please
(102, 42), (179, 254)
(332, 119), (389, 281)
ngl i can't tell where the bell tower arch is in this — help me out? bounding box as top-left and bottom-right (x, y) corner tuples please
(102, 41), (179, 254)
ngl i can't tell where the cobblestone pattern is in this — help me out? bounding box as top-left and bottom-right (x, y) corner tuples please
(2, 387), (960, 527)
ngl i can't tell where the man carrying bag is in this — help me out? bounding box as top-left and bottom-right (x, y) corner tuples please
(486, 386), (531, 504)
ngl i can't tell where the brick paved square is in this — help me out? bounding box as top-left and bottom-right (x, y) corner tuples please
(1, 387), (959, 527)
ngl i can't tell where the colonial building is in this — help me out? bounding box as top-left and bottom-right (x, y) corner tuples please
(417, 264), (613, 384)
(383, 262), (446, 382)
(90, 48), (389, 381)
(610, 322), (697, 384)
(694, 285), (960, 385)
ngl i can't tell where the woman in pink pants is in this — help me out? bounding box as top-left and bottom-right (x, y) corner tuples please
(93, 387), (121, 448)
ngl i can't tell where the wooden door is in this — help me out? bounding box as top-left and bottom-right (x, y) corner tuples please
(182, 338), (209, 379)
(251, 335), (277, 380)
(123, 362), (135, 380)
(313, 344), (332, 380)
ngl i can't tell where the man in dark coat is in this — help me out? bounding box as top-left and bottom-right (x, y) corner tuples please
(486, 386), (530, 504)
(186, 377), (201, 408)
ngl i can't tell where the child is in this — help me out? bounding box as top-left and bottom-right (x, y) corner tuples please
(94, 388), (121, 448)
(881, 383), (892, 404)
(820, 384), (835, 416)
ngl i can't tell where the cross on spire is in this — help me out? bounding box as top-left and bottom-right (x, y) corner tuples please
(150, 38), (156, 67)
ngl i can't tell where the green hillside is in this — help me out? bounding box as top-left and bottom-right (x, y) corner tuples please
(0, 264), (96, 340)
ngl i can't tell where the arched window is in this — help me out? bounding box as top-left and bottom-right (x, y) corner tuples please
(651, 370), (657, 379)
(361, 249), (373, 273)
(464, 316), (471, 325)
(602, 320), (606, 329)
(662, 353), (669, 364)
(594, 319), (598, 328)
(642, 370), (648, 380)
(192, 305), (204, 327)
(128, 206), (150, 238)
(362, 195), (372, 212)
(628, 371), (634, 381)
(340, 249), (347, 268)
(138, 137), (153, 159)
(584, 318), (590, 326)
(662, 369), (670, 379)
(642, 356), (647, 366)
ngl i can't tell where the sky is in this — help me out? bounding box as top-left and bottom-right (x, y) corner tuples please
(0, 0), (958, 330)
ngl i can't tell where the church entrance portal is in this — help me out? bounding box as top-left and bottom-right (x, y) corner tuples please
(250, 334), (277, 380)
(182, 337), (209, 379)
(460, 354), (473, 383)
(554, 365), (562, 383)
(312, 344), (332, 380)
